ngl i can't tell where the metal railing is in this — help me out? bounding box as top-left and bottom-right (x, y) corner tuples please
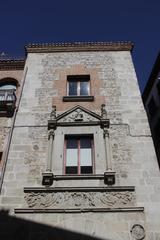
(0, 89), (16, 117)
(0, 89), (16, 102)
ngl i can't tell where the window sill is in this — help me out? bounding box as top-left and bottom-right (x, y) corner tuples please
(53, 174), (104, 180)
(63, 96), (94, 102)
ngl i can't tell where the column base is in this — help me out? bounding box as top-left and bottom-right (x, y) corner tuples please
(42, 172), (54, 186)
(104, 171), (116, 185)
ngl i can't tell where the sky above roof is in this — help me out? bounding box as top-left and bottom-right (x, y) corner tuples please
(0, 0), (159, 92)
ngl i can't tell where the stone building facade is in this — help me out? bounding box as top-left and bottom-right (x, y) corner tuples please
(0, 42), (160, 240)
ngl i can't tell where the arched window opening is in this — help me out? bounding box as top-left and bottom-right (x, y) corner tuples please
(0, 78), (18, 117)
(0, 82), (17, 90)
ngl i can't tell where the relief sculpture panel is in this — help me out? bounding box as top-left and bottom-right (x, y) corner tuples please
(24, 191), (135, 209)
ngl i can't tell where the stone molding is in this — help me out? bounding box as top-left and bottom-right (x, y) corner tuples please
(25, 41), (133, 53)
(63, 96), (94, 102)
(53, 174), (104, 180)
(15, 207), (144, 214)
(24, 186), (135, 192)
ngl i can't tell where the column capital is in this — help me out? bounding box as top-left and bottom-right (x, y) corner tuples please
(48, 129), (55, 140)
(103, 128), (109, 138)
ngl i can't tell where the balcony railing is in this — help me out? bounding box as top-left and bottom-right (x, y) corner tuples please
(0, 89), (16, 117)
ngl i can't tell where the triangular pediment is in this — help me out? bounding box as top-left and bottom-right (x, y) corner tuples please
(56, 105), (101, 123)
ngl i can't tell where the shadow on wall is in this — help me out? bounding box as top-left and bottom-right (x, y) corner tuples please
(0, 210), (108, 240)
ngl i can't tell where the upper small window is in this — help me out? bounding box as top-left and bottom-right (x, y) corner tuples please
(67, 75), (90, 96)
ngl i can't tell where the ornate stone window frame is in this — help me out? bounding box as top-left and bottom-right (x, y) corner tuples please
(42, 104), (115, 186)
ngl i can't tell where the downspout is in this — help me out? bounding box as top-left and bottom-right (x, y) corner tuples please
(0, 65), (28, 193)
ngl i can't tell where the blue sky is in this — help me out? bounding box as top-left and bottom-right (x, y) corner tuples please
(0, 0), (159, 92)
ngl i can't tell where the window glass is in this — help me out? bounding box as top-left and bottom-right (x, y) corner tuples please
(66, 138), (78, 166)
(68, 81), (77, 95)
(80, 81), (89, 95)
(80, 137), (92, 166)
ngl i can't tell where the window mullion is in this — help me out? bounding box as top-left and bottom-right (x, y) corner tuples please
(64, 139), (67, 174)
(78, 139), (81, 174)
(91, 138), (94, 174)
(78, 81), (80, 96)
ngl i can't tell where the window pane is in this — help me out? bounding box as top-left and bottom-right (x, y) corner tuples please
(66, 166), (78, 174)
(80, 137), (92, 148)
(80, 137), (92, 166)
(66, 138), (78, 166)
(80, 81), (89, 95)
(68, 81), (77, 95)
(81, 166), (92, 174)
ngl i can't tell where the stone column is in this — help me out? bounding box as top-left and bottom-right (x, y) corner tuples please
(46, 129), (55, 172)
(100, 104), (115, 185)
(103, 128), (113, 171)
(42, 104), (57, 185)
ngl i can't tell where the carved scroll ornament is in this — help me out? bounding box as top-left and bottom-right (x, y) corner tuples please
(24, 191), (135, 209)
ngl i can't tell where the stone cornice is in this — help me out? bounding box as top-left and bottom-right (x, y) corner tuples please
(0, 59), (25, 70)
(23, 186), (135, 192)
(25, 41), (134, 53)
(15, 207), (144, 214)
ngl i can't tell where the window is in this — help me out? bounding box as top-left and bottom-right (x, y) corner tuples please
(0, 81), (17, 117)
(67, 75), (90, 96)
(147, 97), (158, 119)
(64, 135), (94, 174)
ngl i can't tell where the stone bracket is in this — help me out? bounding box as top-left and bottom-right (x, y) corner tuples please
(104, 171), (116, 185)
(42, 172), (54, 186)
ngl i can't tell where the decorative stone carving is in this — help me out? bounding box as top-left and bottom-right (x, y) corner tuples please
(24, 191), (135, 209)
(50, 105), (56, 120)
(103, 128), (109, 138)
(48, 129), (55, 140)
(101, 104), (107, 119)
(59, 109), (97, 123)
(130, 224), (145, 240)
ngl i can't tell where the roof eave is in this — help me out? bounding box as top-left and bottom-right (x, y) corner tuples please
(0, 59), (25, 70)
(25, 41), (134, 53)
